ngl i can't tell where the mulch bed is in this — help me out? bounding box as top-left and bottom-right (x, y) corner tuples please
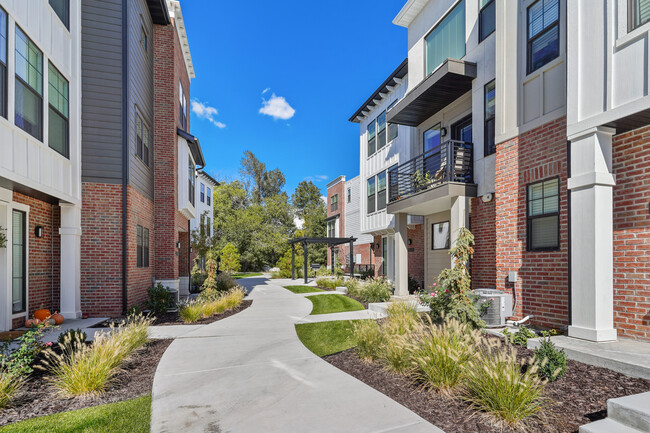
(323, 342), (650, 433)
(0, 339), (172, 426)
(152, 299), (253, 326)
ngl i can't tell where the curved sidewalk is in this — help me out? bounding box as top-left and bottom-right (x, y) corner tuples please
(150, 277), (442, 433)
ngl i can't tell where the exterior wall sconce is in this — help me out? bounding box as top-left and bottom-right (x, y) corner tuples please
(440, 127), (448, 137)
(176, 241), (182, 249)
(375, 243), (380, 249)
(408, 239), (412, 245)
(35, 226), (44, 238)
(189, 247), (193, 253)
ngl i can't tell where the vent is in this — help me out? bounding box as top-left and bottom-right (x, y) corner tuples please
(475, 289), (513, 327)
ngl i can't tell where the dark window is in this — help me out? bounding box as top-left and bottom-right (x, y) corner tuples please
(327, 220), (336, 238)
(141, 26), (148, 52)
(49, 0), (69, 30)
(527, 178), (560, 250)
(48, 62), (69, 158)
(347, 188), (351, 203)
(387, 100), (399, 142)
(367, 177), (376, 214)
(207, 187), (211, 206)
(143, 228), (149, 267)
(527, 0), (560, 74)
(200, 183), (205, 203)
(388, 164), (399, 202)
(137, 225), (149, 268)
(376, 111), (387, 151)
(432, 221), (450, 250)
(12, 210), (26, 314)
(382, 237), (387, 276)
(377, 171), (387, 210)
(206, 217), (211, 237)
(0, 8), (6, 119)
(367, 119), (376, 156)
(331, 194), (338, 212)
(629, 0), (650, 31)
(137, 225), (143, 267)
(479, 0), (495, 42)
(189, 156), (195, 206)
(179, 80), (187, 130)
(484, 80), (496, 156)
(136, 113), (150, 165)
(15, 27), (43, 141)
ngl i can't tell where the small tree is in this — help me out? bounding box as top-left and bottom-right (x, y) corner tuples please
(220, 243), (241, 273)
(202, 250), (218, 292)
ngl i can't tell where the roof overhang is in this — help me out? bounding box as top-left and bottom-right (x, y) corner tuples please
(198, 170), (219, 186)
(147, 0), (170, 25)
(166, 0), (195, 79)
(349, 59), (408, 123)
(387, 59), (476, 127)
(393, 0), (429, 28)
(177, 128), (206, 168)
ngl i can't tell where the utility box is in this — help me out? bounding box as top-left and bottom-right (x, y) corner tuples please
(475, 289), (513, 327)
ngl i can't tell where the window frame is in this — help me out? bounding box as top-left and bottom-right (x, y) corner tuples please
(367, 177), (376, 214)
(179, 79), (187, 130)
(377, 171), (387, 211)
(49, 0), (70, 30)
(526, 0), (560, 75)
(424, 0), (466, 76)
(387, 100), (399, 143)
(484, 79), (496, 156)
(207, 187), (211, 206)
(188, 155), (195, 207)
(200, 183), (205, 203)
(526, 177), (560, 251)
(143, 227), (149, 267)
(330, 194), (338, 212)
(628, 0), (650, 31)
(432, 221), (451, 250)
(479, 0), (496, 42)
(0, 7), (6, 120)
(347, 187), (351, 203)
(141, 25), (148, 53)
(11, 209), (27, 314)
(135, 111), (150, 166)
(376, 110), (387, 151)
(14, 26), (43, 141)
(136, 225), (143, 268)
(48, 61), (69, 158)
(367, 119), (376, 156)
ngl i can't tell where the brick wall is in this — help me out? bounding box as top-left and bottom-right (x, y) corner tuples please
(126, 186), (155, 309)
(612, 125), (650, 340)
(11, 192), (60, 328)
(494, 117), (569, 329)
(471, 197), (497, 290)
(81, 183), (123, 317)
(408, 224), (425, 286)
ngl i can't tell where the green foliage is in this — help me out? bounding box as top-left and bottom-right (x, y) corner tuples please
(0, 226), (6, 249)
(295, 320), (362, 357)
(412, 169), (433, 191)
(315, 277), (342, 290)
(126, 305), (142, 317)
(534, 337), (567, 381)
(408, 275), (421, 294)
(144, 283), (173, 316)
(190, 211), (215, 268)
(202, 251), (219, 292)
(284, 285), (325, 294)
(293, 180), (327, 265)
(179, 287), (246, 324)
(219, 243), (241, 273)
(190, 262), (207, 292)
(0, 370), (23, 409)
(503, 327), (537, 346)
(1, 325), (47, 377)
(419, 228), (485, 328)
(357, 277), (392, 303)
(58, 329), (87, 354)
(352, 320), (385, 361)
(306, 294), (364, 315)
(276, 245), (304, 278)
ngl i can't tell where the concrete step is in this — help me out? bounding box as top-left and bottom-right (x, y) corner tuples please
(580, 418), (645, 433)
(335, 286), (348, 294)
(608, 392), (650, 432)
(367, 301), (430, 319)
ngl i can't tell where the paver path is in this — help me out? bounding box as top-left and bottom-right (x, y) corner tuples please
(150, 276), (443, 433)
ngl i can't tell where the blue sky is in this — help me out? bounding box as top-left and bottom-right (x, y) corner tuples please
(182, 0), (407, 196)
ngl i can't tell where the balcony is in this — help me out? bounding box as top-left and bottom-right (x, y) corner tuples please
(387, 139), (477, 215)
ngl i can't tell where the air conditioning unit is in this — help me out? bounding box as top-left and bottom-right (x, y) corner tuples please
(475, 289), (513, 327)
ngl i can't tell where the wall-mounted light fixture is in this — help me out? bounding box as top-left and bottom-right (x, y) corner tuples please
(408, 239), (412, 245)
(440, 127), (448, 137)
(189, 247), (193, 253)
(375, 243), (380, 249)
(176, 241), (182, 249)
(35, 226), (44, 238)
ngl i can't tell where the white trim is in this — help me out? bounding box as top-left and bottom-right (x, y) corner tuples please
(166, 0), (195, 79)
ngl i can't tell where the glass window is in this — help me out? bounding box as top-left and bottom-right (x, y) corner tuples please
(200, 183), (205, 203)
(12, 210), (26, 314)
(331, 194), (338, 212)
(15, 27), (43, 140)
(388, 164), (399, 202)
(0, 8), (6, 119)
(376, 111), (387, 150)
(179, 80), (187, 130)
(189, 156), (195, 207)
(527, 0), (560, 74)
(347, 188), (351, 203)
(424, 124), (441, 153)
(137, 225), (149, 268)
(136, 113), (150, 165)
(48, 63), (69, 157)
(207, 187), (212, 206)
(479, 0), (495, 42)
(49, 0), (69, 29)
(377, 172), (387, 211)
(484, 80), (496, 156)
(629, 0), (650, 30)
(206, 217), (211, 237)
(432, 221), (450, 250)
(387, 100), (399, 142)
(141, 27), (148, 52)
(367, 177), (376, 214)
(425, 0), (466, 75)
(327, 220), (336, 238)
(367, 120), (376, 156)
(527, 178), (559, 250)
(382, 237), (387, 276)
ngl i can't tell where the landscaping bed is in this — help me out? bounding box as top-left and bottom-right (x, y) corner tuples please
(0, 339), (171, 426)
(323, 340), (650, 433)
(152, 299), (252, 326)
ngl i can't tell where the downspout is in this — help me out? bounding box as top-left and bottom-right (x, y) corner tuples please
(121, 0), (129, 315)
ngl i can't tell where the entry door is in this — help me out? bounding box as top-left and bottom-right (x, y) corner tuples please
(451, 116), (473, 182)
(12, 210), (26, 315)
(452, 116), (472, 143)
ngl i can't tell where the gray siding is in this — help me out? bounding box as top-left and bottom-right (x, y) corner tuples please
(127, 0), (154, 198)
(81, 0), (124, 184)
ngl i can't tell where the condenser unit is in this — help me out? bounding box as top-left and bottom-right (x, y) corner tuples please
(475, 289), (513, 327)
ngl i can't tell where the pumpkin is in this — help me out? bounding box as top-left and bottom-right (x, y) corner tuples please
(25, 318), (41, 328)
(43, 318), (56, 326)
(51, 312), (64, 325)
(34, 309), (51, 321)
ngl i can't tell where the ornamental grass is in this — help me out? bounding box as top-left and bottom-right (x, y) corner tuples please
(179, 286), (246, 324)
(0, 371), (24, 409)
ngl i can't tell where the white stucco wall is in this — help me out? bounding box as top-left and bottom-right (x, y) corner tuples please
(190, 172), (217, 235)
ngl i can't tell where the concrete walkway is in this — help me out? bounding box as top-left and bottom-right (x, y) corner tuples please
(151, 276), (442, 433)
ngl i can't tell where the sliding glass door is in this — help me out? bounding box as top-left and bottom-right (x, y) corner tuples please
(12, 210), (26, 314)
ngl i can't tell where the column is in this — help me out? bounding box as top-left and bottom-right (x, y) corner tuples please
(59, 203), (82, 319)
(394, 213), (409, 297)
(568, 127), (617, 342)
(450, 196), (470, 265)
(291, 244), (295, 280)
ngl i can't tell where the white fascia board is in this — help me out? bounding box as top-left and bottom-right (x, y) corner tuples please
(393, 0), (429, 27)
(167, 0), (196, 79)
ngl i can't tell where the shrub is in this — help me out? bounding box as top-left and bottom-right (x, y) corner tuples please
(504, 326), (537, 346)
(343, 278), (362, 295)
(202, 251), (219, 291)
(57, 329), (87, 354)
(127, 304), (142, 317)
(223, 286), (246, 309)
(464, 339), (548, 428)
(316, 277), (344, 290)
(220, 243), (241, 273)
(144, 283), (173, 316)
(179, 287), (246, 324)
(179, 301), (204, 323)
(385, 302), (421, 335)
(215, 273), (237, 292)
(0, 325), (47, 377)
(379, 333), (413, 374)
(408, 275), (421, 294)
(352, 320), (385, 361)
(534, 337), (567, 381)
(191, 262), (207, 292)
(358, 277), (392, 303)
(410, 318), (477, 394)
(276, 246), (304, 278)
(0, 371), (23, 409)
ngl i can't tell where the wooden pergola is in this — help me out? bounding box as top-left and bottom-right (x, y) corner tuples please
(288, 236), (357, 283)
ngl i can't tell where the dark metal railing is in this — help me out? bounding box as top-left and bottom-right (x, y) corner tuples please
(388, 139), (473, 203)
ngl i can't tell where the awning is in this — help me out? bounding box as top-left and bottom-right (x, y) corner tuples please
(387, 59), (477, 127)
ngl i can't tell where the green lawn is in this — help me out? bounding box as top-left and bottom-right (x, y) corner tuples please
(0, 395), (151, 433)
(284, 285), (325, 294)
(231, 272), (263, 279)
(306, 294), (364, 315)
(296, 320), (371, 356)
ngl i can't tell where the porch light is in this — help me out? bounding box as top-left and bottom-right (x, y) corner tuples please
(408, 239), (412, 245)
(176, 241), (181, 249)
(440, 127), (448, 137)
(35, 226), (44, 238)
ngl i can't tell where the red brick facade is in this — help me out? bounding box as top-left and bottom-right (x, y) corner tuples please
(494, 117), (569, 329)
(612, 125), (650, 340)
(407, 225), (425, 285)
(471, 197), (496, 290)
(126, 186), (155, 310)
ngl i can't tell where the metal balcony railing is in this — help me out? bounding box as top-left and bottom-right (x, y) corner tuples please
(388, 139), (473, 203)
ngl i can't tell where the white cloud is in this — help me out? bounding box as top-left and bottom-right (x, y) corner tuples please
(259, 93), (295, 120)
(304, 175), (329, 183)
(315, 175), (329, 181)
(262, 87), (271, 94)
(191, 99), (226, 128)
